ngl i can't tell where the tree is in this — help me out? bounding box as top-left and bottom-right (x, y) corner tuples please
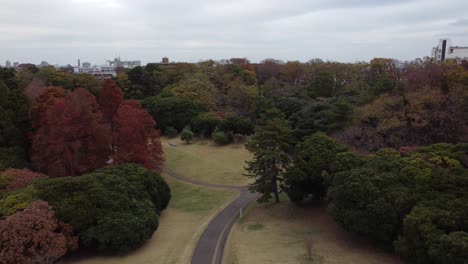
(98, 80), (124, 159)
(30, 86), (66, 129)
(98, 79), (124, 123)
(35, 164), (170, 252)
(142, 96), (205, 133)
(212, 130), (230, 145)
(216, 115), (254, 136)
(180, 129), (194, 144)
(225, 82), (259, 118)
(30, 88), (110, 177)
(311, 71), (335, 97)
(0, 83), (31, 169)
(113, 100), (163, 171)
(283, 133), (349, 203)
(165, 73), (217, 109)
(0, 200), (78, 264)
(191, 112), (222, 137)
(244, 113), (293, 203)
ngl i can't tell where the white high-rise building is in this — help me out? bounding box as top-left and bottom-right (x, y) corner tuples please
(5, 60), (11, 68)
(431, 38), (468, 62)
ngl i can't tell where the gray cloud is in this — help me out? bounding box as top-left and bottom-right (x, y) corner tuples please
(1, 0), (468, 65)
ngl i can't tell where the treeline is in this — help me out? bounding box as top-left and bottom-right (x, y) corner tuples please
(115, 57), (466, 150)
(3, 57), (467, 152)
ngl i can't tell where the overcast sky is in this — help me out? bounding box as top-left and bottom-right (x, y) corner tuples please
(1, 0), (468, 65)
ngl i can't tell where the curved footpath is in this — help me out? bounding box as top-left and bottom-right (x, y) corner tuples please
(164, 167), (256, 264)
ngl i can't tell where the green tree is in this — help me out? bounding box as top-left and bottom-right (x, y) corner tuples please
(311, 71), (335, 97)
(244, 113), (293, 203)
(180, 129), (194, 144)
(191, 112), (222, 137)
(35, 164), (171, 252)
(142, 96), (205, 133)
(165, 73), (217, 109)
(216, 115), (254, 136)
(284, 133), (349, 203)
(0, 83), (31, 169)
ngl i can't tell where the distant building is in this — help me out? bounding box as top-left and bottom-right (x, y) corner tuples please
(13, 62), (19, 68)
(73, 62), (117, 80)
(432, 38), (468, 62)
(162, 57), (169, 64)
(39, 61), (50, 68)
(5, 60), (11, 68)
(107, 57), (141, 68)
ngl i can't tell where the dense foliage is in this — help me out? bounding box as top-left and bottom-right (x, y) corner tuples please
(0, 68), (30, 169)
(283, 133), (348, 202)
(29, 80), (163, 176)
(142, 96), (205, 133)
(35, 164), (171, 252)
(191, 112), (222, 137)
(282, 132), (468, 263)
(0, 200), (78, 264)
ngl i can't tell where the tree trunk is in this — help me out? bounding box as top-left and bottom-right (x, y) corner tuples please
(273, 174), (280, 203)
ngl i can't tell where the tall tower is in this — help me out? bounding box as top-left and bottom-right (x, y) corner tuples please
(5, 60), (11, 68)
(78, 59), (81, 67)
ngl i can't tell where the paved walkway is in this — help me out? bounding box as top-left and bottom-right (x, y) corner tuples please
(164, 167), (256, 264)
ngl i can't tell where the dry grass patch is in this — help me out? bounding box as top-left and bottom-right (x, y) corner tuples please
(224, 199), (404, 264)
(162, 137), (252, 186)
(68, 175), (238, 264)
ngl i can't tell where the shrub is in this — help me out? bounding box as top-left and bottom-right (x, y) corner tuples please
(180, 129), (194, 144)
(191, 112), (222, 137)
(394, 196), (468, 264)
(212, 130), (231, 145)
(0, 200), (78, 264)
(35, 164), (171, 252)
(165, 126), (178, 137)
(0, 168), (47, 193)
(0, 186), (38, 217)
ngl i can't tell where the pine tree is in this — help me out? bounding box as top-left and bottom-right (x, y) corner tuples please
(244, 109), (293, 203)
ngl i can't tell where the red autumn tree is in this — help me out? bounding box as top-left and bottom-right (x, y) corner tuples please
(0, 200), (78, 264)
(113, 100), (163, 171)
(98, 80), (124, 158)
(30, 88), (110, 177)
(30, 86), (66, 129)
(0, 168), (47, 192)
(98, 79), (124, 123)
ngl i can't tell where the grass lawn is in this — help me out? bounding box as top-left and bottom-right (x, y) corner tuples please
(224, 196), (404, 264)
(68, 175), (238, 264)
(162, 137), (252, 186)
